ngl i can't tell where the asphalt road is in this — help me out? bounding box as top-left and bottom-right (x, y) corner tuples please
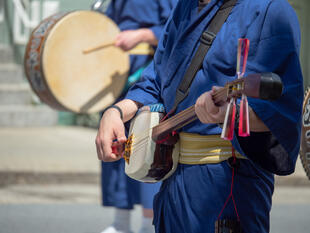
(0, 203), (309, 233)
(0, 184), (310, 233)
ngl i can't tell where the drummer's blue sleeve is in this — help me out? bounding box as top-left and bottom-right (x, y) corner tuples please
(125, 5), (178, 106)
(149, 0), (178, 40)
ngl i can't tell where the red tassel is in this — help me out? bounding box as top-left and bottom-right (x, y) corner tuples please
(221, 98), (236, 141)
(238, 95), (250, 137)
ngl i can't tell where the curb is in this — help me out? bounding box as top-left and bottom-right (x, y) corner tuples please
(275, 176), (310, 187)
(0, 172), (100, 187)
(1, 171), (309, 187)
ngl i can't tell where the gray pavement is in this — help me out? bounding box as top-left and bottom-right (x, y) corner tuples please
(0, 126), (99, 173)
(0, 201), (309, 233)
(0, 126), (310, 233)
(0, 184), (310, 233)
(0, 203), (141, 233)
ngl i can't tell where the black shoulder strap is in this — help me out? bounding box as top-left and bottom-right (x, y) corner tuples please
(171, 0), (237, 113)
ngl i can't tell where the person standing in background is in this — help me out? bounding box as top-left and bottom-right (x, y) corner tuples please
(98, 1), (177, 233)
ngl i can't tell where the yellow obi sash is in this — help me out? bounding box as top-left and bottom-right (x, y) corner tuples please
(179, 132), (246, 165)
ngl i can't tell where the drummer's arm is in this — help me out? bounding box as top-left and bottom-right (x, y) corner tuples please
(115, 29), (158, 51)
(136, 28), (158, 46)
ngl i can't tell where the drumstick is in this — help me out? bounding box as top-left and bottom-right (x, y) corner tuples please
(83, 42), (154, 55)
(83, 42), (115, 54)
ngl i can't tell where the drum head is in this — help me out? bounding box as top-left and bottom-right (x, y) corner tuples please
(42, 11), (129, 113)
(300, 87), (310, 180)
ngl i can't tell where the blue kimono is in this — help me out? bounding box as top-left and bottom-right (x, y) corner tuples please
(125, 0), (303, 232)
(101, 0), (178, 210)
(105, 0), (178, 75)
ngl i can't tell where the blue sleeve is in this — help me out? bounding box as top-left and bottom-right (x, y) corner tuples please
(232, 0), (304, 175)
(125, 60), (161, 105)
(149, 0), (177, 40)
(104, 2), (113, 19)
(125, 11), (177, 105)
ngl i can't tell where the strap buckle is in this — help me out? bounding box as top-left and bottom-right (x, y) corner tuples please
(200, 31), (216, 46)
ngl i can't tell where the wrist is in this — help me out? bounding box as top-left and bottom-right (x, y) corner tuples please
(138, 29), (157, 45)
(137, 29), (148, 43)
(104, 105), (123, 121)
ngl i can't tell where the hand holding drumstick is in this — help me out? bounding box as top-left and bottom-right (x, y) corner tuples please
(83, 29), (157, 54)
(114, 29), (158, 51)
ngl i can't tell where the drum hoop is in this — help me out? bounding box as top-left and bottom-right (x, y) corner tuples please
(40, 12), (73, 111)
(300, 87), (310, 180)
(24, 11), (71, 111)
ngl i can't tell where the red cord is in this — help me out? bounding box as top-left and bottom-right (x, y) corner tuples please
(156, 131), (177, 144)
(160, 108), (175, 122)
(156, 109), (177, 144)
(217, 147), (240, 222)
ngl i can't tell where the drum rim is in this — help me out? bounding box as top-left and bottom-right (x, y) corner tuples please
(24, 11), (72, 111)
(301, 87), (310, 180)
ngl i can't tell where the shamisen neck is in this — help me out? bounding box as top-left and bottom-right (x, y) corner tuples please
(151, 73), (279, 142)
(151, 85), (230, 142)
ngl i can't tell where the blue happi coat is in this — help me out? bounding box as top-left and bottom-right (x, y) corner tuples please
(106, 0), (178, 75)
(125, 0), (303, 232)
(101, 0), (177, 210)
